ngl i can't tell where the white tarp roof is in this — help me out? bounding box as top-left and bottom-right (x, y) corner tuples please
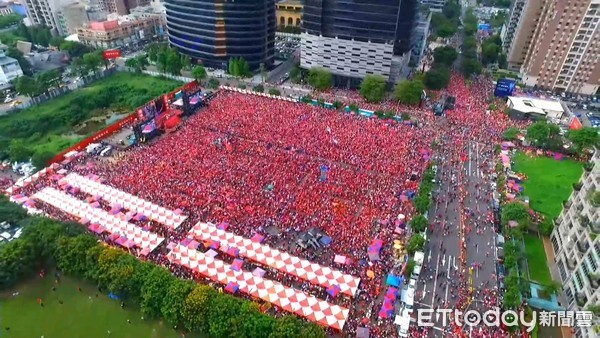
(507, 96), (564, 118)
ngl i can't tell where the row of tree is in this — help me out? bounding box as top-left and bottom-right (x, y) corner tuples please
(406, 165), (435, 254)
(503, 122), (599, 154)
(461, 9), (483, 78)
(0, 13), (22, 29)
(430, 2), (462, 39)
(227, 57), (251, 78)
(0, 195), (326, 337)
(144, 43), (190, 76)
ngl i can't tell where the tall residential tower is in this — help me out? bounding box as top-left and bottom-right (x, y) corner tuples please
(503, 0), (600, 95)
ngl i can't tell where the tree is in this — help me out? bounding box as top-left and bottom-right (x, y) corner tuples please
(436, 20), (457, 38)
(145, 43), (165, 63)
(464, 10), (478, 36)
(442, 1), (461, 21)
(253, 84), (264, 92)
(180, 54), (191, 70)
(161, 279), (195, 327)
(37, 69), (62, 90)
(140, 266), (173, 318)
(268, 88), (281, 96)
(393, 79), (424, 105)
(462, 58), (482, 77)
(526, 121), (561, 149)
(191, 65), (207, 83)
(498, 54), (508, 69)
(410, 215), (428, 233)
(424, 66), (450, 90)
(182, 285), (216, 332)
(289, 63), (301, 83)
(501, 201), (530, 230)
(481, 39), (500, 65)
(238, 57), (250, 77)
(433, 46), (458, 67)
(502, 127), (520, 141)
(0, 13), (21, 29)
(543, 280), (562, 295)
(82, 52), (102, 74)
(59, 41), (92, 58)
(31, 150), (54, 169)
(0, 195), (28, 224)
(259, 63), (267, 83)
(208, 77), (220, 89)
(49, 36), (64, 48)
(307, 67), (332, 90)
(407, 234), (425, 254)
(8, 139), (32, 162)
(359, 74), (387, 103)
(404, 259), (416, 279)
(165, 49), (183, 75)
(566, 127), (599, 151)
(270, 315), (305, 338)
(14, 75), (41, 98)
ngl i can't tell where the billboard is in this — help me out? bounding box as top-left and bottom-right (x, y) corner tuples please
(494, 78), (516, 98)
(102, 49), (121, 59)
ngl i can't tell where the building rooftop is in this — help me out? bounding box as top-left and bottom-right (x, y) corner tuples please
(0, 55), (18, 66)
(507, 96), (564, 117)
(277, 0), (303, 6)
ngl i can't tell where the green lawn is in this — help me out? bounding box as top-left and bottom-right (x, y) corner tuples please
(0, 72), (182, 161)
(0, 275), (188, 338)
(523, 234), (552, 285)
(512, 151), (583, 219)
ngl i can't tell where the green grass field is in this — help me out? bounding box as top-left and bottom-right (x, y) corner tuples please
(0, 275), (188, 338)
(0, 72), (182, 159)
(523, 234), (552, 285)
(512, 152), (583, 219)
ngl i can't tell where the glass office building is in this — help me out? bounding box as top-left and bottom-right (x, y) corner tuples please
(165, 0), (275, 70)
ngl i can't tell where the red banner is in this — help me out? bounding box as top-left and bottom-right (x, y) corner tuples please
(102, 49), (121, 59)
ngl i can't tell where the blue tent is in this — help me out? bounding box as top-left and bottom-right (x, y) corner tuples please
(386, 275), (401, 287)
(319, 236), (332, 246)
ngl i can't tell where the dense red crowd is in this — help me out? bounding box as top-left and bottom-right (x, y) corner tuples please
(6, 71), (536, 337)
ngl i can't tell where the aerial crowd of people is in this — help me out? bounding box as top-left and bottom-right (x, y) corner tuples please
(6, 70), (538, 337)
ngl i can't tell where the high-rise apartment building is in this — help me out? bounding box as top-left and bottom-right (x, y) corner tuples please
(24, 0), (71, 32)
(551, 151), (599, 338)
(503, 0), (600, 95)
(301, 0), (416, 87)
(165, 0), (275, 70)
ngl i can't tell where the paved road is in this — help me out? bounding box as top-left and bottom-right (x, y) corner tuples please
(415, 121), (499, 336)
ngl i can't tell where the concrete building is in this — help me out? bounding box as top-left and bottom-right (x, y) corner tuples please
(129, 4), (164, 25)
(76, 16), (159, 48)
(551, 150), (599, 338)
(0, 44), (23, 85)
(302, 0), (416, 87)
(24, 0), (71, 32)
(410, 10), (432, 67)
(503, 0), (600, 96)
(97, 0), (148, 15)
(276, 0), (302, 27)
(57, 2), (107, 35)
(420, 0), (445, 12)
(501, 0), (542, 72)
(0, 1), (14, 15)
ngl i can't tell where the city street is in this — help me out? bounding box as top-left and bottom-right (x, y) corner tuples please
(415, 119), (499, 336)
